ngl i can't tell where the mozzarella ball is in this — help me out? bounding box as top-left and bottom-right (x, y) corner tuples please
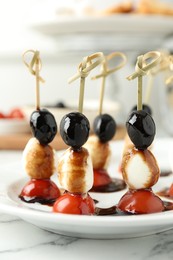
(57, 147), (93, 193)
(84, 135), (110, 170)
(122, 147), (160, 189)
(23, 137), (56, 179)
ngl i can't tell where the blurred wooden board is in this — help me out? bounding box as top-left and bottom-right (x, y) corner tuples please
(0, 125), (126, 150)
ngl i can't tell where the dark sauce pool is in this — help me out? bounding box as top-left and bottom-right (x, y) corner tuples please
(95, 200), (173, 216)
(19, 195), (173, 215)
(19, 195), (56, 206)
(90, 178), (126, 193)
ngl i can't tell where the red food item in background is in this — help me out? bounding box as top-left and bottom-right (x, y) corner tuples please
(53, 192), (95, 215)
(93, 169), (112, 187)
(0, 112), (5, 119)
(8, 108), (25, 119)
(117, 189), (164, 214)
(169, 183), (173, 196)
(20, 179), (60, 200)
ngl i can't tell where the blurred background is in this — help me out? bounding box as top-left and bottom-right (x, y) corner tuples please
(0, 0), (173, 141)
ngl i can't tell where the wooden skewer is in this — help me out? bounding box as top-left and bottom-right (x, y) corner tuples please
(99, 60), (107, 115)
(35, 52), (40, 110)
(137, 56), (143, 111)
(144, 73), (154, 105)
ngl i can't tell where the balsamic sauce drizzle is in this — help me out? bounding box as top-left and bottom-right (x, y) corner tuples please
(90, 178), (126, 193)
(19, 195), (56, 206)
(19, 194), (173, 215)
(95, 200), (173, 216)
(19, 185), (173, 215)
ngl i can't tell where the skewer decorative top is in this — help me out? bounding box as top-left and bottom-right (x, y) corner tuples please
(68, 52), (104, 113)
(127, 51), (161, 111)
(92, 52), (127, 115)
(23, 50), (45, 110)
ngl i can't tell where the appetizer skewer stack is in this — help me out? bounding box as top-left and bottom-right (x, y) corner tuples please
(117, 51), (165, 214)
(164, 54), (173, 196)
(19, 50), (60, 205)
(122, 51), (172, 170)
(122, 53), (163, 158)
(53, 53), (104, 215)
(85, 52), (127, 192)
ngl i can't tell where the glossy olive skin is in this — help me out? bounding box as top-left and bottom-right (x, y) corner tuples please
(93, 114), (116, 143)
(131, 104), (152, 115)
(30, 109), (57, 145)
(60, 112), (90, 149)
(126, 110), (155, 150)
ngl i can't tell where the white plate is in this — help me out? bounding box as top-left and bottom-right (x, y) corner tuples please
(32, 15), (173, 51)
(0, 138), (173, 239)
(33, 15), (173, 35)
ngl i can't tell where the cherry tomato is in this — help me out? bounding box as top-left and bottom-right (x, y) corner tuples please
(169, 183), (173, 196)
(117, 189), (164, 214)
(53, 192), (95, 215)
(93, 169), (112, 187)
(8, 108), (25, 119)
(20, 179), (60, 202)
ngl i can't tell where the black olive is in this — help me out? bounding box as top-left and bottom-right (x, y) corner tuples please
(60, 112), (90, 150)
(30, 109), (57, 145)
(131, 104), (152, 115)
(126, 110), (155, 150)
(44, 101), (66, 109)
(55, 101), (66, 108)
(93, 114), (116, 143)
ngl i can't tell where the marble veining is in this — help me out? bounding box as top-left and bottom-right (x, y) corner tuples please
(145, 230), (173, 260)
(0, 213), (173, 260)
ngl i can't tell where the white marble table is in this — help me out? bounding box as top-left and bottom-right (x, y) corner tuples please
(1, 213), (173, 260)
(0, 151), (173, 260)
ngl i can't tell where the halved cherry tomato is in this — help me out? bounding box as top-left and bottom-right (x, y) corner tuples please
(53, 192), (95, 215)
(93, 169), (112, 187)
(8, 108), (25, 119)
(117, 189), (164, 214)
(20, 179), (60, 202)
